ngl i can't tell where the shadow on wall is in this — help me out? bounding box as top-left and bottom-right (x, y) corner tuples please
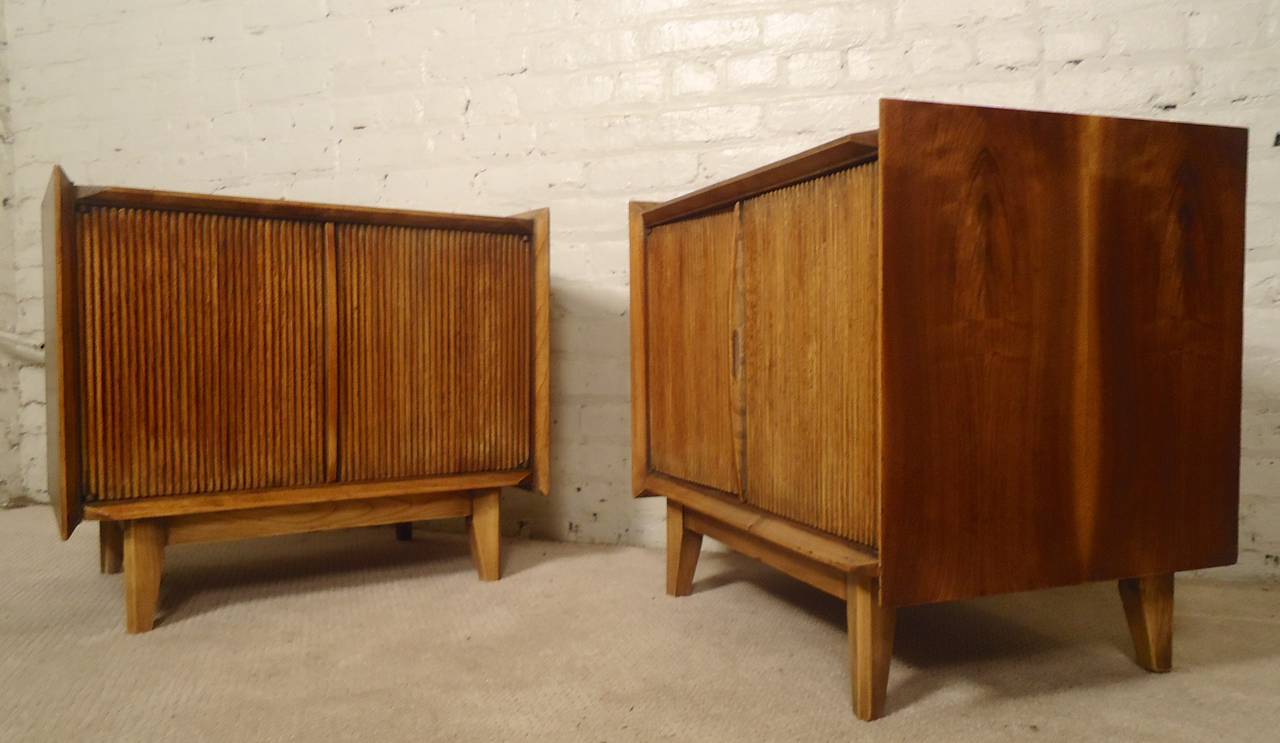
(503, 274), (667, 548)
(1238, 357), (1280, 576)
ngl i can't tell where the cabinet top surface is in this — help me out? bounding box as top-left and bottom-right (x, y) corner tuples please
(69, 180), (537, 236)
(638, 97), (1246, 229)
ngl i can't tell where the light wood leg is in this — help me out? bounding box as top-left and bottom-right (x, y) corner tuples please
(99, 521), (124, 575)
(1119, 573), (1174, 672)
(850, 575), (895, 721)
(395, 522), (414, 542)
(666, 501), (703, 597)
(124, 520), (166, 634)
(467, 489), (501, 581)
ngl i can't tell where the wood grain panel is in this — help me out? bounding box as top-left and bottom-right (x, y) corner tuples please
(84, 469), (529, 520)
(879, 98), (1246, 607)
(76, 186), (532, 235)
(685, 510), (848, 599)
(628, 202), (660, 496)
(165, 492), (473, 546)
(77, 207), (328, 501)
(645, 211), (741, 494)
(513, 208), (551, 496)
(336, 225), (532, 481)
(741, 163), (880, 547)
(646, 473), (878, 575)
(644, 132), (878, 226)
(43, 167), (83, 538)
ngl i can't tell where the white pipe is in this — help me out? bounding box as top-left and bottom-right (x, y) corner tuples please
(0, 331), (45, 365)
(0, 331), (43, 351)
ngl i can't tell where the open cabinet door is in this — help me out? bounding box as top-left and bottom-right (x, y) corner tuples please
(630, 202), (743, 497)
(43, 166), (83, 539)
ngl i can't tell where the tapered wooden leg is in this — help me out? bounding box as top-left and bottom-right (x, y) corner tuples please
(124, 520), (166, 634)
(395, 522), (414, 541)
(99, 521), (124, 575)
(467, 489), (501, 581)
(1119, 573), (1174, 672)
(666, 501), (703, 597)
(850, 575), (895, 721)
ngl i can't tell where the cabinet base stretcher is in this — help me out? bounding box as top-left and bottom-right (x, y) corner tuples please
(92, 487), (504, 634)
(652, 474), (1175, 721)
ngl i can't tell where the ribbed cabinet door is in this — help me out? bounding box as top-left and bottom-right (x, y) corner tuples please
(77, 207), (329, 501)
(644, 211), (742, 495)
(740, 164), (880, 547)
(336, 225), (532, 481)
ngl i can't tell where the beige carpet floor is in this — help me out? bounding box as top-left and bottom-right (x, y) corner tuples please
(3, 506), (1279, 742)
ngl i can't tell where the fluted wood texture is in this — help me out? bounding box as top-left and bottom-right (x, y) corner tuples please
(336, 225), (532, 481)
(77, 207), (328, 501)
(645, 210), (741, 495)
(741, 163), (880, 547)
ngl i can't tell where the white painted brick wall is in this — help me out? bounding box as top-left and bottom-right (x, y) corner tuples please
(0, 1), (20, 504)
(0, 0), (1277, 577)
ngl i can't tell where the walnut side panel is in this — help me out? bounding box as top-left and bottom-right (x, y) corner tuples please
(645, 211), (741, 495)
(336, 225), (532, 481)
(43, 167), (83, 538)
(741, 163), (880, 547)
(629, 202), (659, 497)
(78, 207), (328, 501)
(879, 99), (1246, 607)
(516, 208), (551, 496)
